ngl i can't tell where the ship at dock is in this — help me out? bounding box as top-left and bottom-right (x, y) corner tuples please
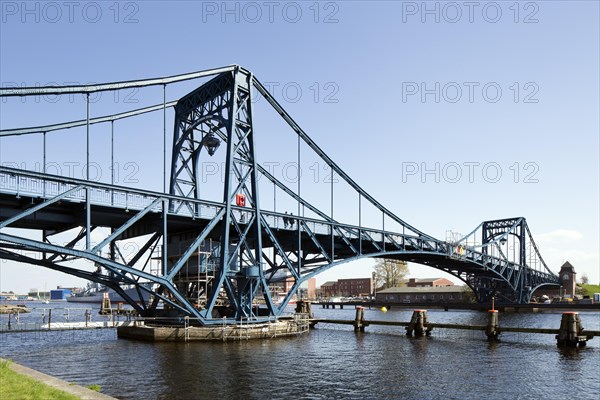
(67, 282), (151, 304)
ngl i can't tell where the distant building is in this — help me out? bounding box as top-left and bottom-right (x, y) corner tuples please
(28, 289), (50, 300)
(407, 278), (454, 288)
(307, 278), (316, 300)
(319, 278), (373, 298)
(269, 277), (317, 301)
(296, 278), (317, 300)
(50, 288), (72, 300)
(320, 281), (339, 298)
(558, 262), (577, 297)
(532, 261), (578, 299)
(337, 278), (372, 297)
(376, 286), (467, 303)
(0, 292), (17, 301)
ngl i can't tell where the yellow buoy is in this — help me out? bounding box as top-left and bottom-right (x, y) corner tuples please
(380, 306), (387, 312)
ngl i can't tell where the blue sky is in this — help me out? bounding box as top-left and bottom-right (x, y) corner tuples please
(0, 0), (598, 293)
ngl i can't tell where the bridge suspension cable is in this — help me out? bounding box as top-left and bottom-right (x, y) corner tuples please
(0, 65), (236, 97)
(0, 101), (178, 136)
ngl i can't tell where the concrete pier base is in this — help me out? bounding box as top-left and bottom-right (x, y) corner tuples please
(117, 319), (309, 342)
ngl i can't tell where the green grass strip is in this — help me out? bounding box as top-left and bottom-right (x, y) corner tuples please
(0, 360), (80, 400)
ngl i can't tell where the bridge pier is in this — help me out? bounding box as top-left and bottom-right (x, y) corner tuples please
(406, 310), (431, 336)
(556, 312), (592, 347)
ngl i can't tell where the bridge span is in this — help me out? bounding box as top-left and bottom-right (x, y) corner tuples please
(0, 66), (559, 325)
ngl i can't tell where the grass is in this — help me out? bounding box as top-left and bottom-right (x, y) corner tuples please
(579, 284), (600, 297)
(86, 384), (101, 392)
(0, 360), (80, 400)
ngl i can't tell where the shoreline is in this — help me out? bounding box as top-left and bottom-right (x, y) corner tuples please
(1, 357), (117, 400)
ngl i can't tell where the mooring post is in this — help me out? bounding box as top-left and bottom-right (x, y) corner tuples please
(485, 310), (500, 341)
(354, 306), (365, 332)
(305, 301), (313, 319)
(406, 310), (430, 336)
(295, 300), (305, 315)
(295, 300), (313, 319)
(48, 309), (52, 329)
(556, 312), (591, 347)
(101, 292), (111, 315)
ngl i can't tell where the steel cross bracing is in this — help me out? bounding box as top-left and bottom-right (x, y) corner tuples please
(0, 66), (559, 325)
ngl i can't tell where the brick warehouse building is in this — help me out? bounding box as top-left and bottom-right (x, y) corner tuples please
(338, 278), (372, 297)
(319, 277), (373, 298)
(320, 281), (339, 298)
(376, 286), (468, 304)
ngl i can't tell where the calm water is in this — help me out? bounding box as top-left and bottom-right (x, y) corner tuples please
(1, 302), (599, 399)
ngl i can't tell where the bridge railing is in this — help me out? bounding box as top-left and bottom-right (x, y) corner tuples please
(0, 167), (434, 245)
(0, 167), (226, 219)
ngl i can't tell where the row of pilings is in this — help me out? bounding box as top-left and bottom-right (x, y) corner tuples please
(300, 300), (597, 348)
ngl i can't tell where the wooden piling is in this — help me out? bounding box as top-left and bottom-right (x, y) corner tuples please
(485, 310), (500, 341)
(556, 312), (592, 347)
(306, 301), (313, 318)
(406, 310), (431, 336)
(313, 313), (600, 345)
(295, 301), (313, 318)
(353, 307), (366, 332)
(101, 292), (111, 314)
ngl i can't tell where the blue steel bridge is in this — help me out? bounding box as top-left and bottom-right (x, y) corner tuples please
(0, 66), (559, 325)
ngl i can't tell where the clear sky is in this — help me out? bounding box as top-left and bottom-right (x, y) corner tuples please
(0, 0), (598, 293)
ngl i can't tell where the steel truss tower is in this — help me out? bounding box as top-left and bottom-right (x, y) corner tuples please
(168, 68), (273, 320)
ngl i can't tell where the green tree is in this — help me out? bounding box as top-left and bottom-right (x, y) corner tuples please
(373, 259), (408, 289)
(461, 285), (477, 303)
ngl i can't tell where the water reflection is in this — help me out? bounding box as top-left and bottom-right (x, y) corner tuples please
(557, 345), (583, 360)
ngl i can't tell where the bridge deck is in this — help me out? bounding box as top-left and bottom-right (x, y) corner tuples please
(0, 191), (493, 278)
(0, 168), (557, 291)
